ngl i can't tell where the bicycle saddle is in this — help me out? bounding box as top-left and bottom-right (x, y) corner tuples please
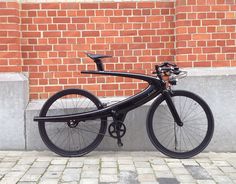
(87, 53), (112, 60)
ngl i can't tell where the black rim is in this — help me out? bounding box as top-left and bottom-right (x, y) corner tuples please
(39, 89), (107, 156)
(147, 90), (214, 158)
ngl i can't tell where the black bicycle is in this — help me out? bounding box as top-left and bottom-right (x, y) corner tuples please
(34, 53), (214, 159)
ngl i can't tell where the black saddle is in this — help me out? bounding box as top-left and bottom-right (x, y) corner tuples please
(87, 53), (112, 61)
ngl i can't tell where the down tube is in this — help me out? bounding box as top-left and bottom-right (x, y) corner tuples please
(112, 85), (162, 114)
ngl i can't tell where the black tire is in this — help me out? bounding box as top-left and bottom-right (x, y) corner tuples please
(38, 88), (107, 157)
(147, 90), (214, 159)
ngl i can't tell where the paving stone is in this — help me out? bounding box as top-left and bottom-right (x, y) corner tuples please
(175, 174), (195, 182)
(20, 174), (41, 182)
(118, 159), (133, 165)
(61, 172), (80, 182)
(119, 164), (136, 171)
(82, 164), (99, 171)
(150, 158), (165, 165)
(171, 167), (189, 175)
(26, 168), (46, 175)
(47, 165), (65, 172)
(32, 161), (50, 168)
(212, 160), (230, 167)
(157, 178), (180, 184)
(100, 174), (118, 182)
(137, 168), (154, 174)
(11, 164), (30, 171)
(138, 173), (156, 182)
(101, 157), (117, 162)
(211, 175), (233, 183)
(134, 161), (151, 168)
(51, 159), (68, 165)
(100, 168), (117, 174)
(155, 170), (174, 178)
(196, 180), (216, 184)
(152, 164), (170, 171)
(184, 165), (212, 180)
(79, 178), (98, 184)
(81, 170), (99, 178)
(84, 158), (100, 165)
(101, 161), (117, 168)
(0, 162), (16, 168)
(41, 171), (62, 179)
(219, 166), (236, 173)
(38, 179), (59, 184)
(67, 162), (83, 168)
(18, 158), (35, 165)
(119, 171), (139, 184)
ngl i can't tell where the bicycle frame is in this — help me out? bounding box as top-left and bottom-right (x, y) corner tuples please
(34, 70), (165, 123)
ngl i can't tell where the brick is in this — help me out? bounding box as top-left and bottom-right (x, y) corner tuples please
(221, 19), (236, 25)
(110, 17), (127, 23)
(222, 47), (236, 53)
(61, 3), (80, 9)
(137, 2), (155, 8)
(128, 17), (145, 22)
(111, 44), (127, 50)
(202, 20), (220, 25)
(212, 33), (230, 39)
(43, 32), (61, 37)
(203, 47), (220, 53)
(81, 3), (98, 9)
(63, 31), (80, 37)
(139, 30), (155, 35)
(100, 3), (117, 9)
(192, 34), (211, 40)
(129, 44), (146, 49)
(119, 2), (136, 9)
(193, 6), (210, 12)
(22, 3), (40, 10)
(41, 3), (60, 9)
(91, 17), (108, 23)
(101, 31), (118, 36)
(34, 18), (51, 24)
(0, 9), (18, 16)
(35, 45), (52, 51)
(53, 18), (70, 23)
(211, 5), (229, 11)
(120, 30), (137, 36)
(82, 31), (99, 37)
(147, 16), (164, 22)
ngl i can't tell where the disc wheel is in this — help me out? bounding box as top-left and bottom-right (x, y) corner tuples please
(38, 89), (107, 157)
(147, 90), (214, 159)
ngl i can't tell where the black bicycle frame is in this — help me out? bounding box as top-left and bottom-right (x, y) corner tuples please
(34, 70), (165, 122)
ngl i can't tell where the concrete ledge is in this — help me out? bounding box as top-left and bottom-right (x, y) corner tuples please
(0, 73), (29, 150)
(25, 67), (236, 152)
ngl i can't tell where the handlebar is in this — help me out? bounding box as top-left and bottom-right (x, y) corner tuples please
(153, 62), (187, 85)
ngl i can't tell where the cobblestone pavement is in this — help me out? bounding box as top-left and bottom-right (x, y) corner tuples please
(0, 151), (236, 184)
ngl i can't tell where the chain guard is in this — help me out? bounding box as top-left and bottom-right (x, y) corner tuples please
(108, 122), (126, 138)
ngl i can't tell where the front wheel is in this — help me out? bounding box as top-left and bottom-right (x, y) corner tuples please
(147, 90), (214, 159)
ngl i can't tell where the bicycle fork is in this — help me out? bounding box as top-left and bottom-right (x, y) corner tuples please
(162, 90), (183, 127)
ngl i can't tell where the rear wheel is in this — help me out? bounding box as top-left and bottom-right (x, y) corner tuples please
(147, 90), (214, 159)
(38, 89), (107, 157)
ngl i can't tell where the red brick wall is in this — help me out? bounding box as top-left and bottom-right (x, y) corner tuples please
(0, 1), (236, 99)
(20, 2), (175, 99)
(0, 2), (21, 72)
(175, 0), (236, 67)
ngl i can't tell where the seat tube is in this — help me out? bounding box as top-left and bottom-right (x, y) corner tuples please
(162, 90), (183, 126)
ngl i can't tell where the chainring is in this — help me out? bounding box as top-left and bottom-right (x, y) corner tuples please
(108, 122), (126, 138)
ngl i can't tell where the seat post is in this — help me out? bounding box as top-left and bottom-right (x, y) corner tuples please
(94, 59), (104, 71)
